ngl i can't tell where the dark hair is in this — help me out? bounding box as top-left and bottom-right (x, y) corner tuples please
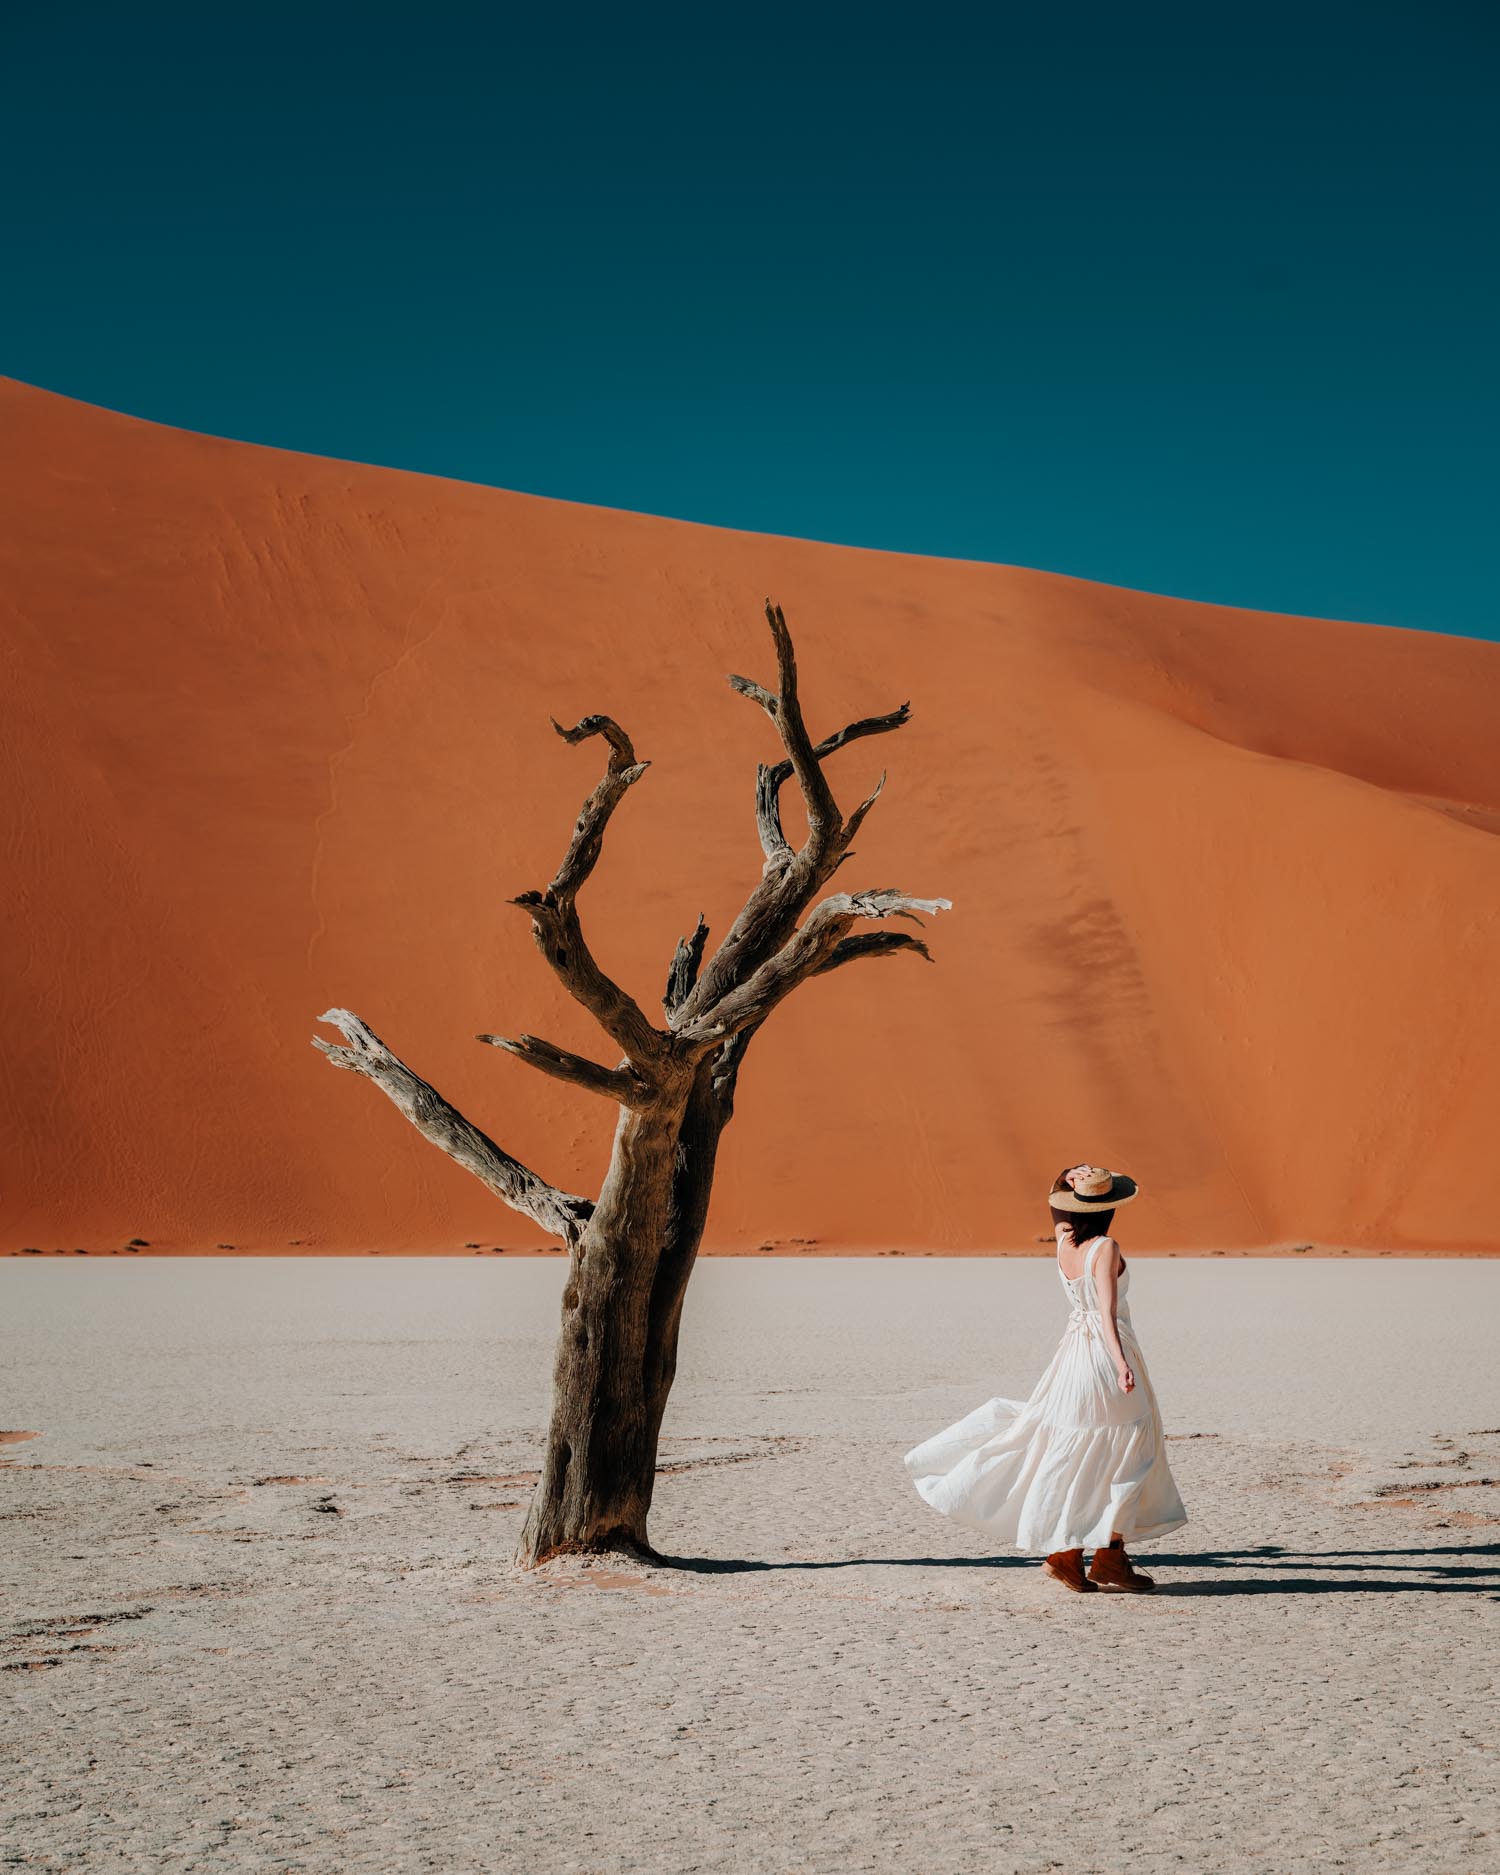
(1049, 1167), (1114, 1243)
(1050, 1203), (1115, 1243)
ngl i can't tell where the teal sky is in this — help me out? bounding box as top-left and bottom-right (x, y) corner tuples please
(4, 2), (1497, 639)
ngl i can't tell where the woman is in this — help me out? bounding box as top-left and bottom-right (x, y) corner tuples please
(903, 1163), (1187, 1593)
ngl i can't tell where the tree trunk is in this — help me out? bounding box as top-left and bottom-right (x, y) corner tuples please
(515, 1046), (740, 1564)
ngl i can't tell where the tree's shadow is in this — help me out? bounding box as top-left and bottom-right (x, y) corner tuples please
(651, 1540), (1500, 1596)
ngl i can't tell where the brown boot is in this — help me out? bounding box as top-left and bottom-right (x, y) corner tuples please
(1043, 1548), (1098, 1593)
(1087, 1536), (1156, 1593)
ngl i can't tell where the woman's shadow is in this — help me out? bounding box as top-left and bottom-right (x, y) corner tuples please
(654, 1540), (1500, 1595)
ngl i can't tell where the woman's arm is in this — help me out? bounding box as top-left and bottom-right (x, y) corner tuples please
(1092, 1238), (1136, 1393)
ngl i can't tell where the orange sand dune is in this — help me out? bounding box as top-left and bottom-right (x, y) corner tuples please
(3, 379), (1498, 1254)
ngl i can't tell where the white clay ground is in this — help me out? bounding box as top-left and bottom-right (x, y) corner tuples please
(3, 1257), (1497, 1874)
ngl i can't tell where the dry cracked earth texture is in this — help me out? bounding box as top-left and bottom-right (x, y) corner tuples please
(2, 1257), (1497, 1875)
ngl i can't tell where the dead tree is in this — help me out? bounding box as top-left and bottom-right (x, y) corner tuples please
(313, 600), (949, 1564)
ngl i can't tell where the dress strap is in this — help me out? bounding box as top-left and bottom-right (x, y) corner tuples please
(1083, 1234), (1114, 1298)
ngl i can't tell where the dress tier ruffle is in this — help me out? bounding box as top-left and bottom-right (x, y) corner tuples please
(903, 1240), (1188, 1553)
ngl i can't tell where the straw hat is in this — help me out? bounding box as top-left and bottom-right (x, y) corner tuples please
(1048, 1164), (1139, 1212)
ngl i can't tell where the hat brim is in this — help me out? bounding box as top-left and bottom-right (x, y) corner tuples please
(1048, 1175), (1139, 1212)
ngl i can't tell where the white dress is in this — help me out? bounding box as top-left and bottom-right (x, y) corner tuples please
(904, 1236), (1188, 1552)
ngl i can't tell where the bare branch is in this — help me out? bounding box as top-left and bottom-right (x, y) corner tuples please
(674, 889), (952, 1055)
(726, 673), (778, 714)
(506, 894), (663, 1064)
(751, 762), (794, 865)
(312, 1010), (594, 1245)
(663, 913), (710, 1020)
(550, 712), (636, 763)
(676, 609), (920, 1033)
(688, 607), (911, 1025)
(812, 930), (935, 973)
(763, 599), (840, 840)
(765, 701), (911, 794)
(815, 700), (912, 763)
(476, 1032), (655, 1107)
(508, 713), (665, 1067)
(732, 682), (909, 868)
(723, 600), (840, 849)
(545, 714), (650, 901)
(841, 769), (887, 844)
